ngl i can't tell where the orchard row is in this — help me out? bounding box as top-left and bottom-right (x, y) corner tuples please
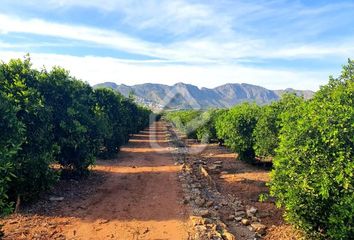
(164, 60), (353, 239)
(0, 57), (152, 216)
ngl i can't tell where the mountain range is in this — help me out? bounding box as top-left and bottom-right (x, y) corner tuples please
(93, 82), (314, 110)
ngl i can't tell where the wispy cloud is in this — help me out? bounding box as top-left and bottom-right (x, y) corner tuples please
(0, 13), (352, 63)
(0, 0), (353, 90)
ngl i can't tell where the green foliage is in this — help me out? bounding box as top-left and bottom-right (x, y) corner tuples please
(195, 109), (224, 143)
(215, 103), (260, 161)
(94, 88), (151, 158)
(37, 67), (100, 176)
(164, 110), (202, 138)
(253, 94), (303, 159)
(270, 60), (354, 239)
(0, 92), (24, 216)
(0, 56), (152, 215)
(164, 109), (221, 142)
(0, 57), (58, 204)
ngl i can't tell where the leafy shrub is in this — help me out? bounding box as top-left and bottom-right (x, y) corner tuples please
(215, 102), (260, 161)
(253, 94), (303, 159)
(195, 109), (223, 143)
(94, 88), (152, 158)
(0, 58), (58, 203)
(0, 92), (24, 216)
(0, 56), (153, 215)
(164, 110), (202, 138)
(38, 67), (100, 176)
(270, 60), (354, 239)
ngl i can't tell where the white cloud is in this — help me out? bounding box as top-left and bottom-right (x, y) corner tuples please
(0, 13), (353, 63)
(0, 51), (330, 90)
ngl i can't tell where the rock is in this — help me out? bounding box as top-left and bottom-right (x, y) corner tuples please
(195, 197), (205, 207)
(251, 222), (267, 235)
(214, 161), (223, 165)
(222, 230), (236, 240)
(208, 164), (222, 171)
(246, 206), (257, 216)
(190, 216), (205, 226)
(99, 219), (109, 224)
(183, 199), (189, 204)
(241, 218), (250, 225)
(49, 196), (64, 201)
(199, 209), (211, 217)
(234, 210), (245, 217)
(226, 215), (235, 221)
(235, 217), (242, 221)
(206, 200), (214, 207)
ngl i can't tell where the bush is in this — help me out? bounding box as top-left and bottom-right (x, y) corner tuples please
(164, 110), (202, 138)
(0, 56), (153, 215)
(0, 58), (58, 204)
(253, 94), (303, 159)
(38, 67), (100, 176)
(94, 88), (152, 158)
(270, 60), (354, 239)
(195, 109), (223, 143)
(0, 92), (24, 216)
(215, 103), (260, 161)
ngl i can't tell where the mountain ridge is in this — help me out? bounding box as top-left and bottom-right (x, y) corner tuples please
(93, 82), (314, 110)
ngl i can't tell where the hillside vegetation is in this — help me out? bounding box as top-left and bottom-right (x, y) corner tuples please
(0, 57), (152, 218)
(164, 60), (354, 239)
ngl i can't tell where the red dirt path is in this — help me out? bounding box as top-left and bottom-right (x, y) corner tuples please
(1, 122), (193, 240)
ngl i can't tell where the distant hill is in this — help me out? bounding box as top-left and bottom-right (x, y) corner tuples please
(93, 82), (314, 110)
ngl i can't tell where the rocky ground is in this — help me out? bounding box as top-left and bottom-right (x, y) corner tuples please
(0, 121), (302, 240)
(167, 123), (303, 240)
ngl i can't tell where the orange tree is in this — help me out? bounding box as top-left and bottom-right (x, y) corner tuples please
(270, 60), (354, 239)
(215, 102), (260, 162)
(0, 58), (58, 205)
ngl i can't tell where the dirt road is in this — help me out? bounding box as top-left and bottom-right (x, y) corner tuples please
(65, 121), (192, 239)
(1, 121), (192, 240)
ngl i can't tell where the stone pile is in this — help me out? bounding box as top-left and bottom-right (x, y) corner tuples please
(166, 123), (267, 239)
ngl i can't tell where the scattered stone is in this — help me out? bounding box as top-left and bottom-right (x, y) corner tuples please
(226, 215), (235, 221)
(49, 197), (64, 201)
(251, 222), (267, 235)
(208, 164), (222, 171)
(99, 219), (109, 224)
(241, 218), (250, 226)
(206, 200), (214, 207)
(214, 161), (223, 165)
(234, 210), (245, 217)
(190, 216), (205, 226)
(222, 230), (236, 240)
(246, 206), (257, 216)
(195, 197), (205, 207)
(235, 217), (242, 222)
(199, 209), (211, 217)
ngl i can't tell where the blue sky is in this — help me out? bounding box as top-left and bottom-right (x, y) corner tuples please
(0, 0), (353, 90)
